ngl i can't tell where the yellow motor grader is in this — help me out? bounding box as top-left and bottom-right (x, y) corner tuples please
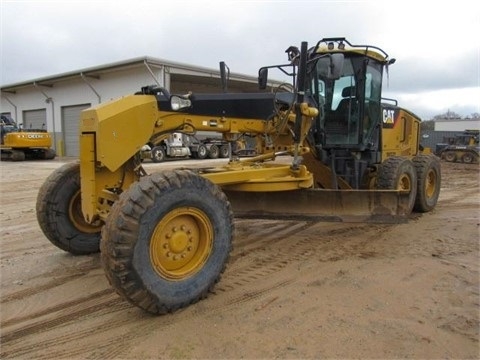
(36, 38), (441, 314)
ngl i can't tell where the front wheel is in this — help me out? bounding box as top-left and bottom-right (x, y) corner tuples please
(36, 162), (102, 254)
(443, 151), (456, 162)
(377, 157), (418, 215)
(101, 170), (234, 314)
(413, 154), (441, 212)
(151, 146), (166, 163)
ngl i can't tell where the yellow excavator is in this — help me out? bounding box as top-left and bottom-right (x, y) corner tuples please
(1, 114), (56, 161)
(36, 38), (441, 314)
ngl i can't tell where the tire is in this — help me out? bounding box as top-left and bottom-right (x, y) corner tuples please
(101, 170), (234, 314)
(377, 156), (418, 215)
(208, 145), (219, 159)
(151, 146), (165, 163)
(461, 152), (475, 164)
(413, 154), (441, 212)
(36, 162), (102, 254)
(197, 145), (208, 159)
(443, 151), (456, 162)
(219, 144), (230, 158)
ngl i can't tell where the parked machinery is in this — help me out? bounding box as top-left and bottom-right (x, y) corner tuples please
(1, 114), (56, 161)
(436, 130), (479, 163)
(145, 132), (232, 162)
(36, 38), (441, 314)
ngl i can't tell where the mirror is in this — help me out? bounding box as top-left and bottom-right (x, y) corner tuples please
(258, 67), (268, 90)
(329, 53), (344, 80)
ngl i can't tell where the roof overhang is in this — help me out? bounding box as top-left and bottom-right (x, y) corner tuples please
(1, 56), (261, 93)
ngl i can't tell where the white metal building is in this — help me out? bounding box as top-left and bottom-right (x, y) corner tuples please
(434, 118), (480, 131)
(1, 57), (263, 157)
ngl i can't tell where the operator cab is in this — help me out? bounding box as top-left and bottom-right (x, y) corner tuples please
(307, 38), (395, 188)
(258, 37), (396, 189)
(1, 114), (18, 145)
(311, 50), (383, 150)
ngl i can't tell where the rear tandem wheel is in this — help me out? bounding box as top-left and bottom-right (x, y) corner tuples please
(377, 156), (418, 215)
(36, 162), (102, 254)
(412, 154), (441, 212)
(101, 170), (234, 314)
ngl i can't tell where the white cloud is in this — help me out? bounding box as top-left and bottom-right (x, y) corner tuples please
(1, 0), (479, 118)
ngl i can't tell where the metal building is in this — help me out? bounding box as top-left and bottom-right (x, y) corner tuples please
(1, 57), (262, 157)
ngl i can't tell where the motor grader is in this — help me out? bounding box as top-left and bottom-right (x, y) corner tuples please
(36, 38), (441, 314)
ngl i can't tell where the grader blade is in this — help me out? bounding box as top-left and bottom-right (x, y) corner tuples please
(225, 188), (411, 223)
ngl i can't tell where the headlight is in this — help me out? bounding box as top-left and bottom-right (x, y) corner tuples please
(170, 95), (191, 111)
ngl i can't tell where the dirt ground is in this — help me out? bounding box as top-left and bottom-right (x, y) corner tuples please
(0, 157), (479, 359)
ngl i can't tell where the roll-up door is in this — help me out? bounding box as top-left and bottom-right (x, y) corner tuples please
(23, 109), (47, 130)
(62, 104), (90, 157)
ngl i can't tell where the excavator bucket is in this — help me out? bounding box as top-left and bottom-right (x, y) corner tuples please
(225, 188), (411, 223)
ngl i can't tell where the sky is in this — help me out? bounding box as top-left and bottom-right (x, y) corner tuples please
(1, 0), (479, 120)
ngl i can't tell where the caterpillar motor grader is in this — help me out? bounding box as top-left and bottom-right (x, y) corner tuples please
(36, 38), (441, 315)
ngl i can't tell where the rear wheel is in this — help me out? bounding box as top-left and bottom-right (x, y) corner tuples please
(462, 152), (475, 164)
(208, 145), (219, 159)
(443, 151), (456, 162)
(36, 162), (102, 254)
(377, 157), (418, 215)
(101, 170), (234, 314)
(219, 145), (230, 158)
(413, 154), (441, 212)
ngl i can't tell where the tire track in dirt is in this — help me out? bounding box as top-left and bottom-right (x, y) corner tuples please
(1, 258), (100, 303)
(1, 220), (355, 359)
(0, 295), (128, 358)
(1, 273), (90, 304)
(0, 244), (53, 260)
(1, 288), (116, 328)
(437, 187), (479, 207)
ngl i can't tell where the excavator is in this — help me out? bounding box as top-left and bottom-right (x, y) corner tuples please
(1, 114), (56, 161)
(36, 38), (441, 314)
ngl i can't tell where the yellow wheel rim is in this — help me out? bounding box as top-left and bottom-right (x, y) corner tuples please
(425, 169), (436, 198)
(150, 207), (213, 280)
(68, 190), (102, 233)
(398, 173), (411, 192)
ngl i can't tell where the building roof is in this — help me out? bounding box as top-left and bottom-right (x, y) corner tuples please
(1, 56), (260, 93)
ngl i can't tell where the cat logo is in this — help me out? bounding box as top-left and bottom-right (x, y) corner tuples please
(382, 109), (395, 124)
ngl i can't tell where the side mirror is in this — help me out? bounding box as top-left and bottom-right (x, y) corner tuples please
(328, 53), (344, 80)
(258, 67), (268, 90)
(220, 61), (229, 93)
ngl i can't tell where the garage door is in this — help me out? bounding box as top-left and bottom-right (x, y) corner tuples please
(23, 109), (47, 130)
(62, 104), (90, 157)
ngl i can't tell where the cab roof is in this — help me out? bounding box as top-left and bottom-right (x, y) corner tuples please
(312, 37), (390, 63)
